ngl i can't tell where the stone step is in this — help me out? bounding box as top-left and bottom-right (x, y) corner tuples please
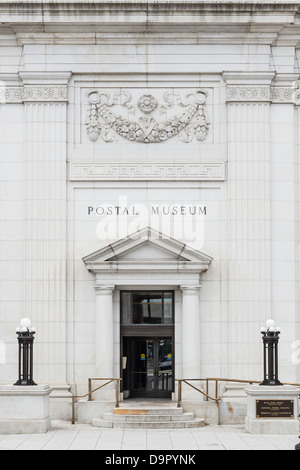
(92, 417), (205, 429)
(103, 411), (195, 422)
(113, 407), (184, 416)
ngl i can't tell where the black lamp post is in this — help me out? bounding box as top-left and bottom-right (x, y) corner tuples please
(14, 318), (37, 386)
(260, 319), (282, 386)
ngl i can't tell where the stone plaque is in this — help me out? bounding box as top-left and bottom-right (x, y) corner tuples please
(256, 400), (294, 419)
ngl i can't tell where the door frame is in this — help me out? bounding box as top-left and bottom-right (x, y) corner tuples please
(120, 290), (175, 398)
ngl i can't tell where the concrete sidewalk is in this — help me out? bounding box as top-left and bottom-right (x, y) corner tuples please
(0, 421), (299, 450)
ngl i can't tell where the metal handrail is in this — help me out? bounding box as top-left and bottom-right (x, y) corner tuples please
(176, 378), (221, 405)
(204, 377), (300, 401)
(176, 377), (300, 426)
(176, 378), (221, 424)
(51, 376), (300, 426)
(51, 377), (122, 424)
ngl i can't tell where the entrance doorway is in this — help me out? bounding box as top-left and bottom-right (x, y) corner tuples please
(121, 291), (174, 399)
(123, 337), (173, 398)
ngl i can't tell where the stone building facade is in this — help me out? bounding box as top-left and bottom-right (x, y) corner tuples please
(0, 1), (300, 419)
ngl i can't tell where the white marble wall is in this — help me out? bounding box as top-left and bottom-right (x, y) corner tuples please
(0, 2), (300, 403)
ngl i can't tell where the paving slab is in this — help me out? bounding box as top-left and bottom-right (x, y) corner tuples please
(0, 421), (299, 450)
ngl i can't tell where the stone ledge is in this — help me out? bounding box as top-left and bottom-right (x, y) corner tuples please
(0, 384), (52, 396)
(0, 418), (51, 435)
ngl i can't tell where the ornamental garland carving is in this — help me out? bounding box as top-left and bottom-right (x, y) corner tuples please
(86, 89), (210, 144)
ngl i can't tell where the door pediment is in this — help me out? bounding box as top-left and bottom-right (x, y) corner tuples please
(83, 227), (213, 275)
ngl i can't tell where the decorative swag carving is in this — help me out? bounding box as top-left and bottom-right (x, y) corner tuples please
(86, 89), (210, 144)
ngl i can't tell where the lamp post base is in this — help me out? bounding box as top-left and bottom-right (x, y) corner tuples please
(14, 380), (37, 386)
(259, 380), (283, 386)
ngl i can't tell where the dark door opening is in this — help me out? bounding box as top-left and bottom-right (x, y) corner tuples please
(121, 290), (175, 399)
(123, 337), (173, 398)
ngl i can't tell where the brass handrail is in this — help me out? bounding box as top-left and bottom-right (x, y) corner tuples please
(176, 378), (221, 405)
(52, 376), (300, 426)
(51, 377), (122, 424)
(175, 377), (300, 426)
(204, 377), (300, 401)
(176, 378), (221, 424)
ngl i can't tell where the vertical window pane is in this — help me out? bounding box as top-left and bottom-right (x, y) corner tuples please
(121, 292), (132, 324)
(164, 293), (173, 324)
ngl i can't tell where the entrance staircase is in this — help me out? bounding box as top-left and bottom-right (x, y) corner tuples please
(92, 400), (205, 429)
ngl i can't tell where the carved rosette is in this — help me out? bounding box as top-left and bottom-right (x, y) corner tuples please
(86, 89), (210, 144)
(137, 94), (158, 114)
(0, 86), (23, 104)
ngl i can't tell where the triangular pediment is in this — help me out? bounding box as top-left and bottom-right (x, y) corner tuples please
(83, 227), (213, 273)
(109, 240), (189, 261)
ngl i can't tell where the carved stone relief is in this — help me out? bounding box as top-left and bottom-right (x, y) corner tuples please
(0, 85), (68, 103)
(86, 89), (210, 144)
(226, 85), (300, 104)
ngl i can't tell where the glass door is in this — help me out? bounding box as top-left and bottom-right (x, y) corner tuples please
(126, 337), (173, 398)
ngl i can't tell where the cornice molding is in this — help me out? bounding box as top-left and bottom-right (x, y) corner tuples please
(1, 1), (299, 45)
(0, 1), (298, 31)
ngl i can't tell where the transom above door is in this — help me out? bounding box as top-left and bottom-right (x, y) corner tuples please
(121, 291), (174, 325)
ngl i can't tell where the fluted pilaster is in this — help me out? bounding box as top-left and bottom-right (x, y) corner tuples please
(224, 73), (272, 379)
(21, 72), (71, 384)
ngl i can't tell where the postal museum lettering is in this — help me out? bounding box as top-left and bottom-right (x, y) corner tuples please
(87, 204), (207, 217)
(87, 202), (207, 248)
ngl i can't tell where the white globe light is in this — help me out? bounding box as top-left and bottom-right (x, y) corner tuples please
(20, 318), (32, 329)
(265, 319), (276, 329)
(21, 327), (27, 332)
(15, 327), (21, 333)
(269, 326), (275, 332)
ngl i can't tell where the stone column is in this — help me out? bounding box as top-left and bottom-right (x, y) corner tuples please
(180, 285), (202, 402)
(20, 72), (71, 386)
(94, 285), (115, 379)
(224, 72), (274, 380)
